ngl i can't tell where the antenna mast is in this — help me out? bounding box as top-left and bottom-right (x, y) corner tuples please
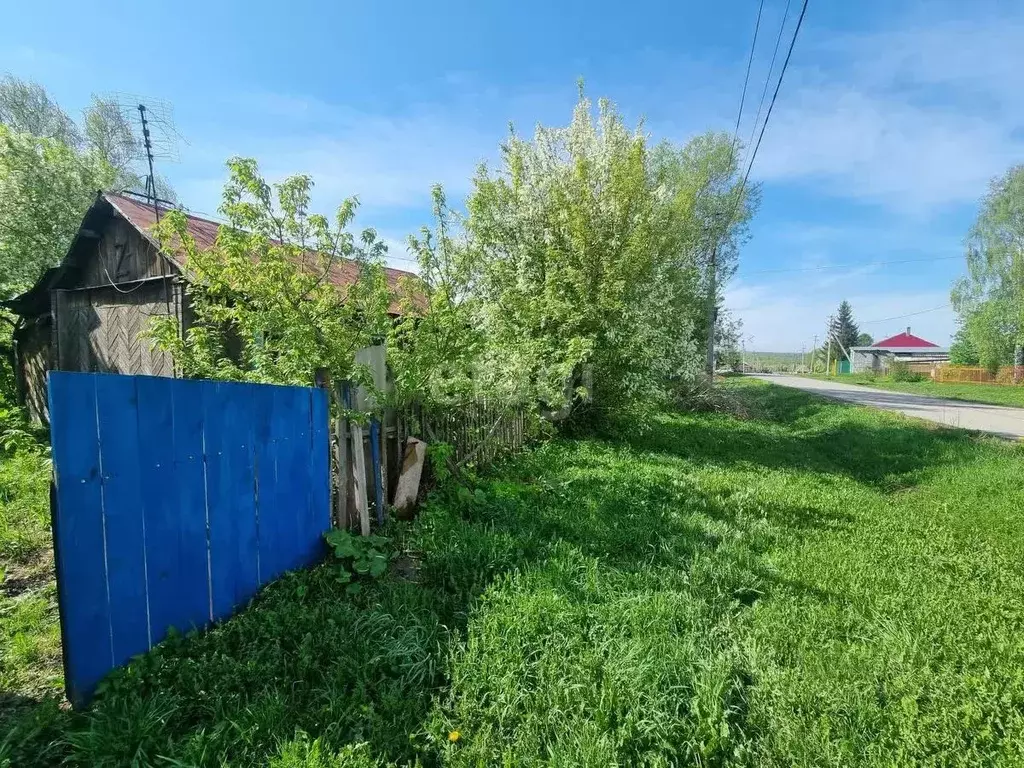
(137, 104), (159, 219)
(104, 92), (183, 213)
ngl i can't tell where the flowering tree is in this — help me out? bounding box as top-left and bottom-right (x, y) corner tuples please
(463, 94), (755, 415)
(0, 126), (115, 302)
(386, 185), (486, 406)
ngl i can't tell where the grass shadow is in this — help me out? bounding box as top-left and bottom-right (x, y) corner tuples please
(609, 384), (982, 492)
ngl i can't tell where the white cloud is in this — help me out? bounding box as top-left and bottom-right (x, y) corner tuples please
(170, 93), (505, 217)
(756, 88), (1019, 213)
(751, 12), (1024, 214)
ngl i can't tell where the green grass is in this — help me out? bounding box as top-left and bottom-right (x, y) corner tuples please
(806, 372), (1024, 408)
(5, 380), (1024, 766)
(0, 445), (62, 719)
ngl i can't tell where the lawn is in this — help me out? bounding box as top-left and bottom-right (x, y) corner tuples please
(4, 380), (1024, 766)
(807, 372), (1024, 408)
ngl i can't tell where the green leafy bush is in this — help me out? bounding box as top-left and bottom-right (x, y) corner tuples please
(889, 360), (924, 382)
(0, 406), (47, 455)
(323, 529), (391, 595)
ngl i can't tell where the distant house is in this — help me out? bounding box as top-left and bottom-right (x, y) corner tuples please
(850, 327), (949, 373)
(5, 191), (416, 424)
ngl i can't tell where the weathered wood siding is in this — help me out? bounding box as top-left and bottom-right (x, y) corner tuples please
(55, 282), (177, 377)
(79, 216), (169, 286)
(15, 318), (52, 424)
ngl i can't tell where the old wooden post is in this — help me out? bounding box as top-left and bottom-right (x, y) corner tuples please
(333, 380), (349, 530)
(369, 419), (384, 526)
(343, 380), (370, 537)
(314, 369), (337, 527)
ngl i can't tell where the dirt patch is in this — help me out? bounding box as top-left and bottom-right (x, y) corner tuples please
(393, 552), (422, 582)
(1, 549), (54, 599)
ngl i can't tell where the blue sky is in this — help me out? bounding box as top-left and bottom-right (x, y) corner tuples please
(4, 0), (1022, 350)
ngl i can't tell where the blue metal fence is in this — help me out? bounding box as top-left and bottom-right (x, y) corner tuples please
(48, 371), (331, 707)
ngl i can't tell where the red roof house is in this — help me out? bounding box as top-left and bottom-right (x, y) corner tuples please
(850, 327), (948, 373)
(870, 329), (942, 352)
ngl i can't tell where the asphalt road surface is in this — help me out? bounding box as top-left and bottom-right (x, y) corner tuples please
(753, 374), (1024, 440)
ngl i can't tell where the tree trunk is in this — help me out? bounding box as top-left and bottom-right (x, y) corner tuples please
(1015, 343), (1024, 384)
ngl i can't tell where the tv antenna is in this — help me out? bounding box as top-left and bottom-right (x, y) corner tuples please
(98, 93), (186, 216)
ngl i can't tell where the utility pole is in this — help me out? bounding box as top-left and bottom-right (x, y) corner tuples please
(825, 316), (834, 377)
(811, 335), (818, 373)
(704, 242), (718, 379)
(801, 345), (806, 372)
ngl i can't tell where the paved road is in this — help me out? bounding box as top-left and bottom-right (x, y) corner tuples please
(753, 374), (1024, 440)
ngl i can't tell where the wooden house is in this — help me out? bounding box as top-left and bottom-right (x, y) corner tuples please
(6, 191), (416, 423)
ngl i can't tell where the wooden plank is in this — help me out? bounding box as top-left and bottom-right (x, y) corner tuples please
(351, 422), (370, 536)
(305, 388), (331, 561)
(381, 415), (390, 508)
(369, 419), (384, 526)
(275, 385), (309, 572)
(169, 377), (214, 623)
(253, 383), (283, 584)
(333, 384), (349, 530)
(48, 372), (111, 708)
(94, 374), (151, 667)
(204, 381), (259, 619)
(137, 376), (194, 644)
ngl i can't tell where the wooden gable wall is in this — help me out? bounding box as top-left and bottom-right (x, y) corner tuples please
(77, 215), (172, 287)
(52, 213), (183, 381)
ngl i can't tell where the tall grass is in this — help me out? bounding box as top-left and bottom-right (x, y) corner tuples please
(1, 423), (61, 716)
(4, 380), (1024, 766)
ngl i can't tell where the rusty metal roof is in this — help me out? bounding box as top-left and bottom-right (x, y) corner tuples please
(104, 192), (419, 311)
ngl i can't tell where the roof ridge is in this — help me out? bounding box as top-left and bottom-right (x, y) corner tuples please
(871, 330), (940, 348)
(102, 190), (417, 280)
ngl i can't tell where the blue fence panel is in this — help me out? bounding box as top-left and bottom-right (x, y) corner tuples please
(254, 383), (285, 584)
(94, 375), (150, 668)
(48, 374), (110, 707)
(305, 390), (331, 564)
(205, 381), (259, 618)
(48, 371), (331, 708)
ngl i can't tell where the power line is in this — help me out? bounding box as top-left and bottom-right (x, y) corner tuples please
(747, 0), (792, 154)
(711, 0), (809, 279)
(744, 254), (962, 275)
(860, 304), (952, 325)
(731, 0), (767, 152)
(734, 0), (810, 214)
(706, 0), (770, 377)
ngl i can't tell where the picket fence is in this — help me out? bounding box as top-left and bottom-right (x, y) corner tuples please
(934, 365), (1024, 385)
(399, 401), (530, 467)
(330, 396), (531, 531)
